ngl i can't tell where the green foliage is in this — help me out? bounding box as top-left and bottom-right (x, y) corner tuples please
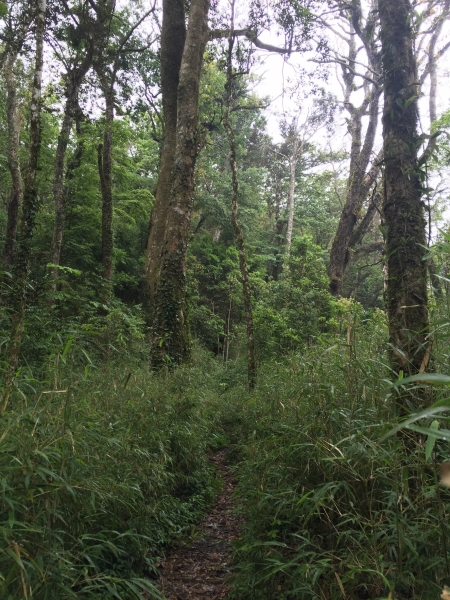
(0, 345), (224, 599)
(215, 315), (450, 600)
(253, 236), (335, 358)
(1, 6), (450, 599)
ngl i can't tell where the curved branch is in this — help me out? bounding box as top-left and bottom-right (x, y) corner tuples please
(210, 27), (292, 54)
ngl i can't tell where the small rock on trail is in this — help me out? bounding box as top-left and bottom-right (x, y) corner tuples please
(157, 450), (242, 600)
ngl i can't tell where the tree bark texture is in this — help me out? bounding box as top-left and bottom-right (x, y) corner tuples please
(150, 0), (211, 368)
(349, 188), (382, 249)
(224, 23), (257, 390)
(285, 135), (300, 258)
(271, 218), (286, 281)
(50, 54), (92, 290)
(379, 0), (429, 376)
(144, 0), (186, 306)
(4, 50), (23, 266)
(2, 8), (34, 266)
(327, 1), (382, 296)
(97, 85), (114, 293)
(2, 0), (46, 412)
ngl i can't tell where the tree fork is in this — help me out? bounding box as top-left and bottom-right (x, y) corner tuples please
(327, 0), (382, 296)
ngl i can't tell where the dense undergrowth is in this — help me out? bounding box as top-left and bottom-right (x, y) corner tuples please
(2, 306), (450, 599)
(221, 316), (450, 600)
(0, 340), (225, 599)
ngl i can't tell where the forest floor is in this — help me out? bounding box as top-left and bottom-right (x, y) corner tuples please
(156, 450), (242, 600)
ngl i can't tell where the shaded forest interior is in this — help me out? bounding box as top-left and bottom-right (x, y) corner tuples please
(2, 0), (450, 598)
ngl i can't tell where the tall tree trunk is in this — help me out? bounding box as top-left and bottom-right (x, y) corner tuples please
(271, 217), (286, 281)
(224, 15), (257, 389)
(97, 83), (114, 303)
(227, 121), (257, 389)
(64, 112), (84, 195)
(379, 0), (429, 378)
(144, 0), (186, 309)
(150, 0), (210, 367)
(50, 105), (75, 287)
(90, 0), (116, 305)
(2, 6), (33, 266)
(50, 57), (92, 291)
(285, 136), (300, 259)
(4, 50), (23, 266)
(2, 0), (46, 412)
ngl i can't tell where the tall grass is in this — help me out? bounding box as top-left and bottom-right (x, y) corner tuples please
(0, 340), (226, 599)
(224, 317), (450, 599)
(3, 304), (450, 599)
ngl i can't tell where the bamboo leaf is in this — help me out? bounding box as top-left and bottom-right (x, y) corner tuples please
(425, 420), (440, 460)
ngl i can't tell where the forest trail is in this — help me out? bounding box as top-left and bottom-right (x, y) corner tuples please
(156, 450), (242, 600)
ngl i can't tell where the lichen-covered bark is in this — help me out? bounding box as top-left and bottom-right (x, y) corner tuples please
(285, 135), (300, 259)
(379, 0), (429, 377)
(144, 0), (186, 309)
(2, 0), (46, 412)
(150, 0), (210, 367)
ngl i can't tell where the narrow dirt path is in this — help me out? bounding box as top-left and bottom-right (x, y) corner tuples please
(156, 450), (242, 600)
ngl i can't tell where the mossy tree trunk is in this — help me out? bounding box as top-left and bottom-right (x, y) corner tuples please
(379, 0), (429, 378)
(149, 0), (210, 368)
(144, 0), (186, 313)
